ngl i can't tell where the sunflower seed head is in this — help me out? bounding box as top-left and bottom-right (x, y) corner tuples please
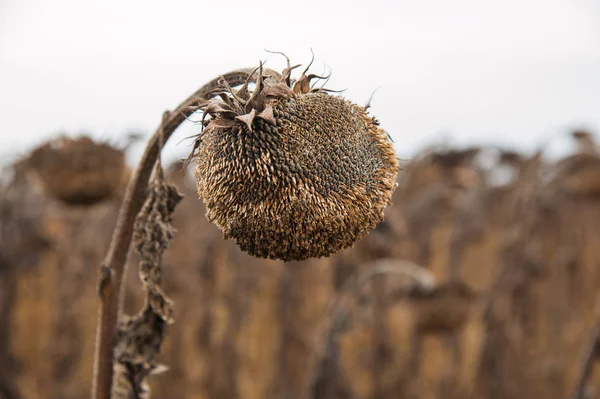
(193, 60), (399, 261)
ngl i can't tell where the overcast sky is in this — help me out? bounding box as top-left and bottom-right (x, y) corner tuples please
(0, 0), (599, 165)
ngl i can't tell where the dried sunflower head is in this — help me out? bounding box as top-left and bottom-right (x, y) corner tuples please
(25, 136), (127, 206)
(192, 58), (399, 261)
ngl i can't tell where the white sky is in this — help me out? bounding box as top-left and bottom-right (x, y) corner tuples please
(0, 0), (599, 165)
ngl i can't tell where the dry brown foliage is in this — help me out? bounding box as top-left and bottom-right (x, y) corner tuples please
(3, 130), (600, 399)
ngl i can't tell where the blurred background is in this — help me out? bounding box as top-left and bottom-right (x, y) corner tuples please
(2, 1), (600, 399)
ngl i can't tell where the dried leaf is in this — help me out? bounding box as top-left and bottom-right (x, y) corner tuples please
(114, 167), (182, 399)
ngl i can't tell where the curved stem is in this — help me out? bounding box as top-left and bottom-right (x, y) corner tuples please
(570, 300), (600, 399)
(92, 67), (281, 399)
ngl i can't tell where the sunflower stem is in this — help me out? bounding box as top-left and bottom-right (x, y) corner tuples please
(92, 68), (276, 399)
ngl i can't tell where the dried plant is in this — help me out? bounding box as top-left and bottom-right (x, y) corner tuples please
(24, 136), (128, 206)
(191, 57), (399, 261)
(399, 146), (482, 266)
(310, 258), (436, 399)
(2, 124), (599, 398)
(407, 282), (475, 335)
(111, 155), (182, 398)
(93, 53), (398, 398)
(548, 152), (600, 199)
(93, 68), (277, 399)
(570, 301), (600, 399)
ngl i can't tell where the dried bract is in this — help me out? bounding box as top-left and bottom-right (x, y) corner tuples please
(192, 60), (399, 261)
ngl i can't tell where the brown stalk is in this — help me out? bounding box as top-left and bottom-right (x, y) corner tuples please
(309, 259), (436, 398)
(92, 67), (281, 399)
(570, 300), (600, 399)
